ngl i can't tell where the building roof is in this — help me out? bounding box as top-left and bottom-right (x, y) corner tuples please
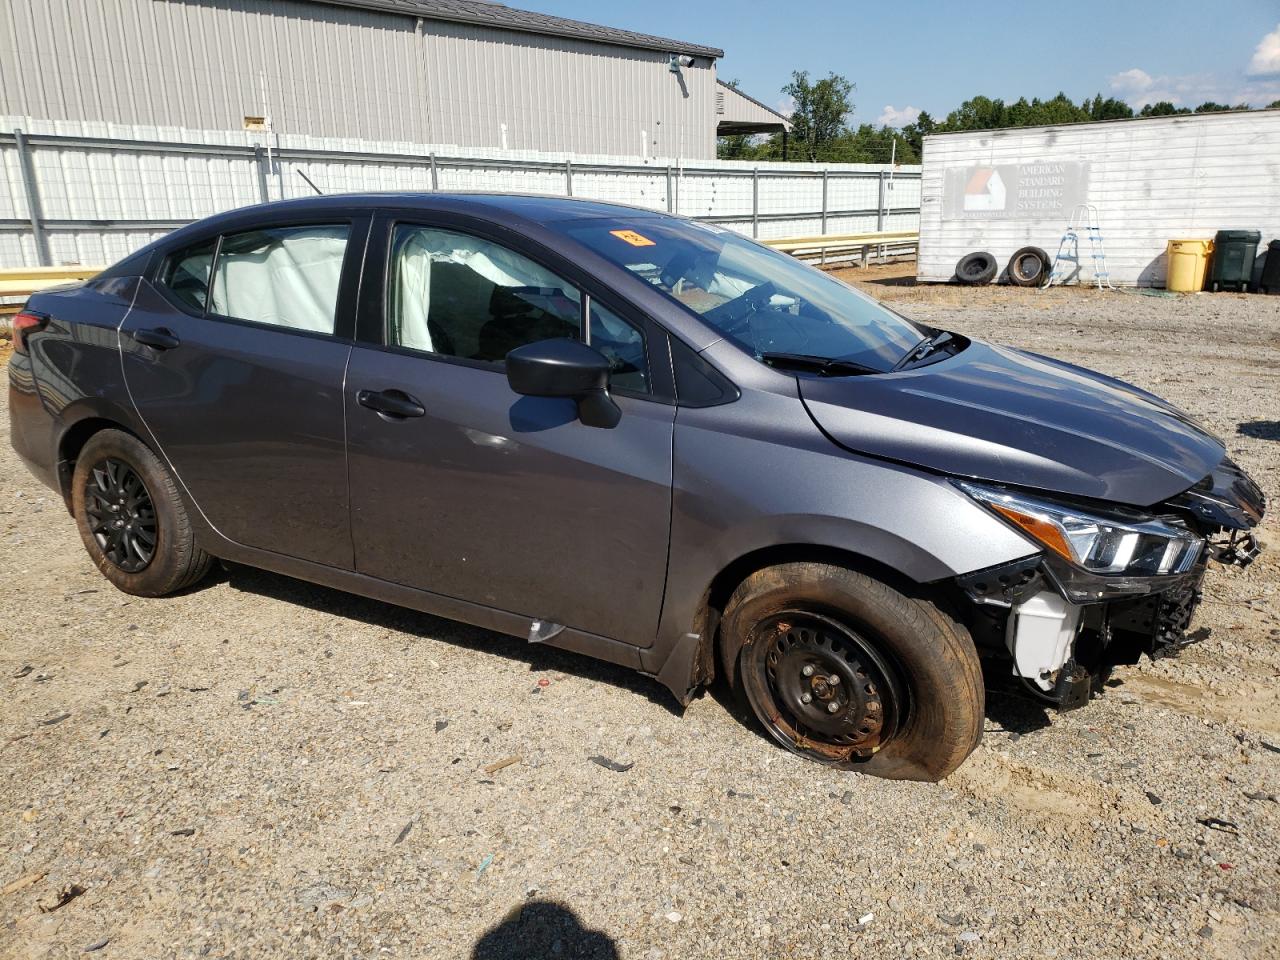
(716, 80), (791, 134)
(312, 0), (725, 58)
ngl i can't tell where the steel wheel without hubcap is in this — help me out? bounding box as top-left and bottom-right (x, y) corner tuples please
(83, 457), (157, 573)
(752, 610), (905, 762)
(723, 563), (984, 780)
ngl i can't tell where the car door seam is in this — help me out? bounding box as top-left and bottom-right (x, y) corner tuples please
(117, 281), (230, 541)
(343, 214), (374, 571)
(341, 343), (357, 570)
(651, 333), (680, 646)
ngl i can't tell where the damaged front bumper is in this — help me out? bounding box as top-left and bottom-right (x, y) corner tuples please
(955, 457), (1265, 709)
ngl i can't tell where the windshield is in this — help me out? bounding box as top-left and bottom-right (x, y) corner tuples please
(550, 216), (925, 372)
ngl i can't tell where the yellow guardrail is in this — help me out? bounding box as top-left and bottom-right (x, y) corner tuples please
(0, 265), (103, 301)
(0, 266), (104, 315)
(762, 230), (919, 266)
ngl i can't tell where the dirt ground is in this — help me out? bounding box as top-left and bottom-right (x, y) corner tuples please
(1, 269), (1278, 960)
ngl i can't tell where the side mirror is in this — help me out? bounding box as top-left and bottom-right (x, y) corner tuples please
(506, 338), (621, 429)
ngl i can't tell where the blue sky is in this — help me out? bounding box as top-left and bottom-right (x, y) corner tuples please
(529, 1), (1280, 126)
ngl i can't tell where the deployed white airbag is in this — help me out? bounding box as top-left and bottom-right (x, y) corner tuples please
(211, 226), (349, 333)
(392, 228), (580, 352)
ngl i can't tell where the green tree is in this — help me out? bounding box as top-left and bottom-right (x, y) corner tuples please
(825, 124), (918, 164)
(899, 110), (936, 156)
(1002, 93), (1089, 127)
(719, 74), (1266, 164)
(940, 95), (1007, 131)
(1270, 100), (1280, 109)
(1139, 101), (1191, 117)
(783, 70), (855, 161)
(1085, 94), (1134, 121)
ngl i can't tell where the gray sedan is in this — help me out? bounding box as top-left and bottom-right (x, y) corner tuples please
(8, 194), (1264, 781)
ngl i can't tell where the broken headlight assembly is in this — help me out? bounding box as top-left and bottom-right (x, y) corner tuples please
(956, 482), (1204, 602)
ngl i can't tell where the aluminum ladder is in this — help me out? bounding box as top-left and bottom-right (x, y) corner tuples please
(1042, 204), (1115, 290)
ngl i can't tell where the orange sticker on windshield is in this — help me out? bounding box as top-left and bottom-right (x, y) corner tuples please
(609, 229), (655, 247)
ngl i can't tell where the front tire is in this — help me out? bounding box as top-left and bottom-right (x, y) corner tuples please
(720, 562), (983, 782)
(71, 429), (213, 596)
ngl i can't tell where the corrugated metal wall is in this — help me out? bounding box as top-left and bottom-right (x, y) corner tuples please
(718, 84), (786, 128)
(917, 110), (1280, 286)
(0, 117), (921, 267)
(0, 0), (718, 160)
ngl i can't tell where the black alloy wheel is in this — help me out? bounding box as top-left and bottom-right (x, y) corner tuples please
(72, 429), (213, 596)
(83, 457), (157, 573)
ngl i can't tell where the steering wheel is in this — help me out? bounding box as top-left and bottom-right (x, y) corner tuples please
(703, 280), (777, 337)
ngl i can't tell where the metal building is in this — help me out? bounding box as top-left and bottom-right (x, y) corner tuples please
(0, 0), (789, 161)
(917, 109), (1280, 286)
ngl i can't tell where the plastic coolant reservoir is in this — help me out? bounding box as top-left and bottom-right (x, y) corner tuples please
(1006, 591), (1082, 690)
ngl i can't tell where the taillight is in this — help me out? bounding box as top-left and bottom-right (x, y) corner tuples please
(11, 311), (48, 355)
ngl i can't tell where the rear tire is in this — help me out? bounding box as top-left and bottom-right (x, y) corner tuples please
(720, 562), (983, 781)
(71, 429), (213, 597)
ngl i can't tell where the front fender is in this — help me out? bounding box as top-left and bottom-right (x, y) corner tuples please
(643, 387), (1037, 697)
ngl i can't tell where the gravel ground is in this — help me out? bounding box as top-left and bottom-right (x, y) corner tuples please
(2, 274), (1278, 960)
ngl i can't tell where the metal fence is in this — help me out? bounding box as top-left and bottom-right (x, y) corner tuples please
(0, 120), (921, 268)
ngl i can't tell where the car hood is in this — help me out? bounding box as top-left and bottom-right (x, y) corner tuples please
(799, 339), (1225, 507)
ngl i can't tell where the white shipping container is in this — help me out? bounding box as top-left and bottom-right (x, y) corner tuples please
(917, 110), (1280, 287)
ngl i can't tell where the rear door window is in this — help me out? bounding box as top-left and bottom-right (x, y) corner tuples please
(209, 225), (350, 334)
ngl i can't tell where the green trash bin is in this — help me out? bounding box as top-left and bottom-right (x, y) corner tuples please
(1209, 229), (1261, 292)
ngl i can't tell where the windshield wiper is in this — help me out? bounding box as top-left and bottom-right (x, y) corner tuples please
(893, 331), (955, 371)
(760, 352), (881, 377)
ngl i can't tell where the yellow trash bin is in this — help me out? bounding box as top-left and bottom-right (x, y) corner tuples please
(1166, 238), (1213, 292)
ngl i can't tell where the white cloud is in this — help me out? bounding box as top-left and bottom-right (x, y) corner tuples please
(775, 95), (796, 117)
(1109, 68), (1154, 96)
(1108, 34), (1280, 112)
(876, 104), (921, 128)
(1108, 66), (1225, 108)
(1248, 23), (1280, 77)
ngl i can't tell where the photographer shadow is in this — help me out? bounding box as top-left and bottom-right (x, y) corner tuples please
(472, 901), (618, 960)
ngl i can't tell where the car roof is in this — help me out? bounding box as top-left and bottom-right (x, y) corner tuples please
(114, 193), (672, 268)
(226, 192), (667, 225)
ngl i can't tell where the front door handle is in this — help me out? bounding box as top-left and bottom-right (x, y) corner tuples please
(357, 388), (426, 419)
(133, 327), (181, 350)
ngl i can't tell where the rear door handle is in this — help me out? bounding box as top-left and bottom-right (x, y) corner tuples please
(357, 388), (426, 419)
(133, 328), (181, 350)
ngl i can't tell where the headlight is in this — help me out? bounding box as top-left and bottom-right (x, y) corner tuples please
(958, 482), (1202, 577)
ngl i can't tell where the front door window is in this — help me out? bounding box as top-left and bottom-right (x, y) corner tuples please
(388, 225), (581, 362)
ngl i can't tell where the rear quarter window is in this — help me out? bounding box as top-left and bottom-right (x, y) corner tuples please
(160, 239), (218, 311)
